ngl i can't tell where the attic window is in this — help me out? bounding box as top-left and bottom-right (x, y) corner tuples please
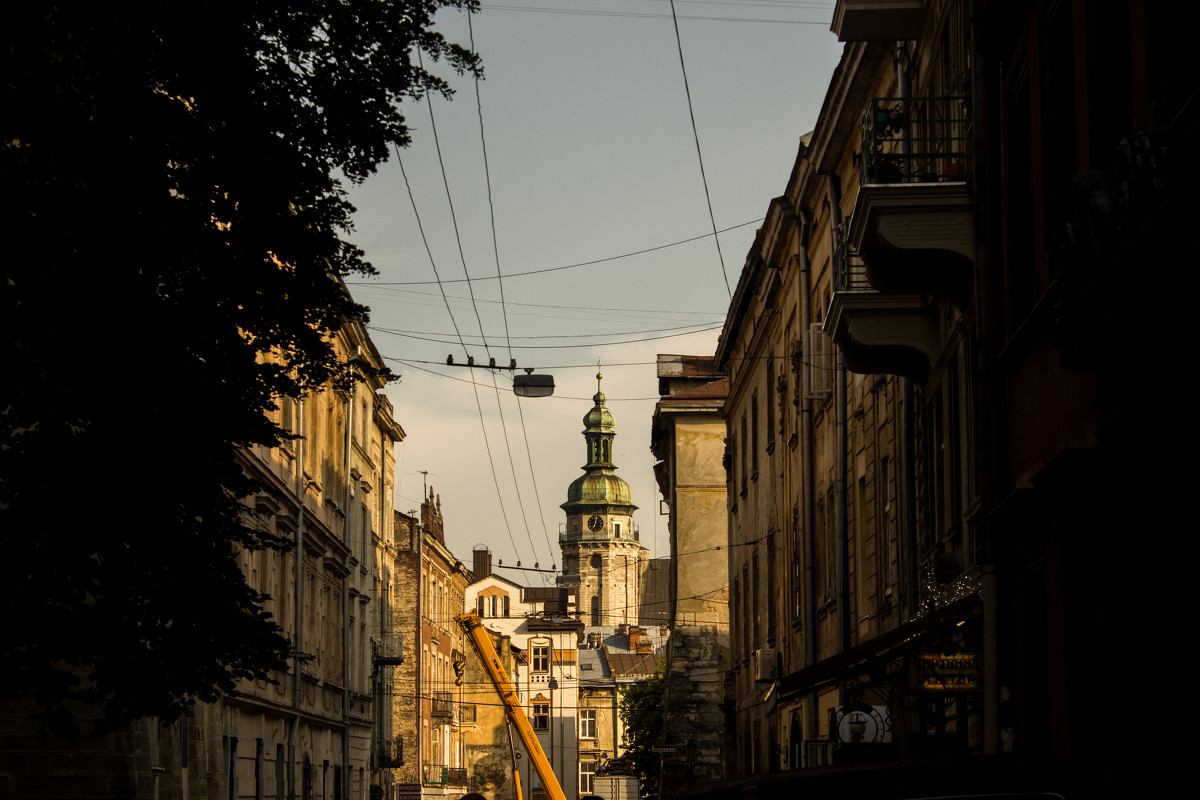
(581, 663), (594, 671)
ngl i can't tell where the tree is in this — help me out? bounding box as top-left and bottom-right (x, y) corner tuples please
(618, 666), (665, 799)
(0, 1), (480, 736)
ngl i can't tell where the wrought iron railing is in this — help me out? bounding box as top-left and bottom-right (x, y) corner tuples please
(372, 635), (403, 666)
(446, 767), (468, 787)
(833, 220), (871, 292)
(374, 736), (403, 768)
(423, 764), (449, 786)
(431, 690), (453, 717)
(861, 96), (969, 184)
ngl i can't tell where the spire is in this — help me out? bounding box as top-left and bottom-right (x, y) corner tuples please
(562, 362), (637, 514)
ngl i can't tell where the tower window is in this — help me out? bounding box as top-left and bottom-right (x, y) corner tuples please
(613, 522), (621, 536)
(591, 596), (600, 625)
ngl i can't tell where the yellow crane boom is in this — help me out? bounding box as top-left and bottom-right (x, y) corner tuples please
(456, 611), (567, 800)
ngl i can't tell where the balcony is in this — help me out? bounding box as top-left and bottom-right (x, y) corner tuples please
(825, 224), (942, 385)
(851, 97), (975, 311)
(372, 634), (403, 667)
(431, 690), (453, 718)
(832, 0), (929, 42)
(558, 522), (640, 544)
(423, 765), (467, 788)
(374, 737), (403, 769)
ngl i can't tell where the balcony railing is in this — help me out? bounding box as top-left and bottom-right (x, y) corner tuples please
(833, 221), (871, 293)
(374, 737), (403, 769)
(861, 96), (969, 185)
(423, 764), (467, 787)
(431, 690), (453, 717)
(423, 764), (447, 786)
(372, 634), (403, 666)
(558, 523), (640, 544)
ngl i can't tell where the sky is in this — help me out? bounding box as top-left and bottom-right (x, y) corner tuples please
(343, 0), (845, 584)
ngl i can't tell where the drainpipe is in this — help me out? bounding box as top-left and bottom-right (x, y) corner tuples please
(291, 397), (307, 800)
(343, 390), (354, 800)
(965, 0), (1000, 755)
(796, 208), (819, 760)
(825, 174), (851, 666)
(415, 520), (423, 786)
(890, 38), (921, 626)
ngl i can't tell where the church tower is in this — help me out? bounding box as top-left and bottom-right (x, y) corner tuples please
(560, 368), (644, 627)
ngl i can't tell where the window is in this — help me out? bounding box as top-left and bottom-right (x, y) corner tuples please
(613, 522), (621, 536)
(579, 709), (597, 739)
(740, 415), (749, 494)
(532, 644), (550, 673)
(591, 596), (600, 626)
(477, 596), (485, 617)
(766, 357), (775, 451)
(533, 703), (549, 731)
(751, 390), (759, 477)
(503, 595), (510, 617)
(579, 761), (597, 794)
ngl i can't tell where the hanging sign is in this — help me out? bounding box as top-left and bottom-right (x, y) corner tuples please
(908, 651), (982, 692)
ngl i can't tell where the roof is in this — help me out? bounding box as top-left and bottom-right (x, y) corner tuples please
(577, 648), (612, 683)
(605, 650), (662, 679)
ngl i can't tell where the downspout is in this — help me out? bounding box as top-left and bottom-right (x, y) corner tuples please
(291, 397), (306, 800)
(415, 521), (423, 785)
(378, 410), (392, 790)
(966, 0), (999, 755)
(896, 39), (921, 623)
(342, 390), (354, 800)
(796, 208), (819, 761)
(825, 173), (851, 662)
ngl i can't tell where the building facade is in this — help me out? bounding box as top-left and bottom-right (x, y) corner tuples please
(389, 491), (472, 798)
(462, 560), (584, 800)
(649, 355), (731, 795)
(0, 319), (405, 800)
(712, 0), (1187, 793)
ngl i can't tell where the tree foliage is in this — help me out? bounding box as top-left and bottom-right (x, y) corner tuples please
(0, 1), (480, 736)
(618, 665), (665, 799)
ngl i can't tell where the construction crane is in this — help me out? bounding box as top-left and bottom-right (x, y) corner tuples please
(455, 611), (567, 800)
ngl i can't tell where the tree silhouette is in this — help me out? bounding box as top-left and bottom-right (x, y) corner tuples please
(0, 1), (480, 736)
(619, 665), (665, 798)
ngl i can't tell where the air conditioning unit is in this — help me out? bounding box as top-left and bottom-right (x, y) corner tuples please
(753, 649), (778, 683)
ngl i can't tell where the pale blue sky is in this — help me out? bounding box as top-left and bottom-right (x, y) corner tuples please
(344, 0), (844, 580)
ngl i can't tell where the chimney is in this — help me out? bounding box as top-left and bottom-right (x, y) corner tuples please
(473, 547), (492, 579)
(628, 629), (641, 651)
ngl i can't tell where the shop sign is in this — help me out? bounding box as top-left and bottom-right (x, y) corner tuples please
(908, 651), (982, 692)
(395, 782), (421, 800)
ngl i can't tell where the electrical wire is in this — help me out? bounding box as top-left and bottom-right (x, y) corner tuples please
(668, 0), (730, 297)
(355, 218), (763, 286)
(481, 2), (832, 25)
(417, 49), (491, 359)
(348, 286), (728, 318)
(468, 12), (554, 575)
(368, 320), (721, 341)
(367, 323), (724, 349)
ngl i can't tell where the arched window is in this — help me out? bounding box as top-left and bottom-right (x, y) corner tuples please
(591, 595), (600, 625)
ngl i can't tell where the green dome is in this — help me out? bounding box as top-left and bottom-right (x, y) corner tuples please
(562, 470), (637, 513)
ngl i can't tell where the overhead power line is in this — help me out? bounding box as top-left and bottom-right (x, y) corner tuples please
(356, 218), (763, 286)
(481, 2), (832, 25)
(669, 0), (730, 298)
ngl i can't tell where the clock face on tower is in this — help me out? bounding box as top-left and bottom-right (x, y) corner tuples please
(587, 514), (604, 532)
